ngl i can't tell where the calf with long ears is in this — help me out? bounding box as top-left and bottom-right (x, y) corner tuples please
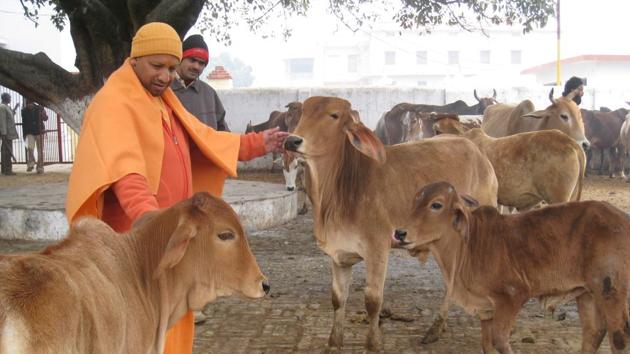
(284, 96), (498, 352)
(395, 181), (630, 354)
(0, 193), (268, 354)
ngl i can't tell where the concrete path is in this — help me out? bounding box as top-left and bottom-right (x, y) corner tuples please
(0, 165), (297, 240)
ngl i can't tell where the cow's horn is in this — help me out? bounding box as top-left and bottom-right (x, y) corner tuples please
(492, 89), (497, 99)
(474, 89), (480, 102)
(548, 88), (555, 104)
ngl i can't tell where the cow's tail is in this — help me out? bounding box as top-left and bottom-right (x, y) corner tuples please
(573, 145), (586, 201)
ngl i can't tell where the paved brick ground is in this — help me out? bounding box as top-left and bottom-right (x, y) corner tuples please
(3, 176), (629, 353)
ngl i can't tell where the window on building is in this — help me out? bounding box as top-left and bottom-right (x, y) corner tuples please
(511, 50), (522, 65)
(385, 51), (396, 65)
(448, 51), (459, 65)
(347, 55), (358, 73)
(480, 50), (490, 64)
(287, 58), (314, 75)
(417, 80), (428, 86)
(416, 51), (428, 65)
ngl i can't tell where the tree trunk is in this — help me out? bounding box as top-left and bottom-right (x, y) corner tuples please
(0, 0), (205, 132)
(51, 95), (95, 132)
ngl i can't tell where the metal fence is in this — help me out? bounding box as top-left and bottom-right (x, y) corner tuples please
(0, 87), (78, 164)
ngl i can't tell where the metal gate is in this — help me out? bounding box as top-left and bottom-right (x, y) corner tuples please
(0, 87), (77, 164)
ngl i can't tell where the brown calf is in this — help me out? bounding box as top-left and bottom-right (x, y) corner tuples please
(396, 181), (630, 354)
(0, 193), (268, 354)
(284, 96), (498, 352)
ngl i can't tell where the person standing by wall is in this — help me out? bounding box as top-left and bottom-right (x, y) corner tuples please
(172, 35), (230, 131)
(21, 98), (48, 174)
(0, 93), (18, 175)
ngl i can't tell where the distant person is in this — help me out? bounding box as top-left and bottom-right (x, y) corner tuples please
(21, 98), (48, 174)
(562, 76), (585, 105)
(0, 93), (18, 175)
(172, 34), (229, 131)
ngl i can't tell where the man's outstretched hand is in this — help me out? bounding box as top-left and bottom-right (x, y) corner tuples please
(262, 127), (290, 154)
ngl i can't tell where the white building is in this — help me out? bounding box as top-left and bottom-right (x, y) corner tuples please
(521, 55), (630, 88)
(279, 24), (556, 88)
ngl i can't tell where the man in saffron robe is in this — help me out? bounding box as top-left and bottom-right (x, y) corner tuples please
(65, 22), (287, 354)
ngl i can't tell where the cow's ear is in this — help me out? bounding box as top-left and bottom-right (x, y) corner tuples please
(521, 110), (546, 119)
(451, 203), (470, 241)
(460, 194), (479, 208)
(345, 122), (386, 164)
(154, 220), (197, 279)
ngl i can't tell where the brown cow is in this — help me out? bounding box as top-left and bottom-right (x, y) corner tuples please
(0, 193), (268, 354)
(433, 123), (585, 211)
(395, 181), (630, 354)
(284, 96), (498, 352)
(374, 103), (423, 144)
(245, 101), (303, 133)
(581, 108), (629, 177)
(482, 88), (590, 150)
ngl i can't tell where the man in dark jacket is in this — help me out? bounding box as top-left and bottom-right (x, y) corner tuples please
(171, 35), (230, 131)
(21, 98), (48, 173)
(562, 76), (585, 106)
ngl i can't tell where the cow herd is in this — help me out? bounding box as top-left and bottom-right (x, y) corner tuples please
(3, 91), (630, 354)
(280, 94), (630, 353)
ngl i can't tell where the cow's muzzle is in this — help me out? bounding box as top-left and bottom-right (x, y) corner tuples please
(284, 136), (303, 152)
(392, 229), (410, 246)
(262, 281), (271, 294)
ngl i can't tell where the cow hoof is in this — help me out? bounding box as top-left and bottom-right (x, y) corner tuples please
(328, 331), (343, 349)
(421, 317), (446, 344)
(366, 335), (383, 353)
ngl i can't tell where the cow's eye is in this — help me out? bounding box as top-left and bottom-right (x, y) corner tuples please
(218, 232), (235, 241)
(430, 202), (443, 210)
(560, 114), (569, 121)
(330, 113), (339, 119)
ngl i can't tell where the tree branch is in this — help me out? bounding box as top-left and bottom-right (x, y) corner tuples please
(147, 0), (205, 36)
(0, 48), (88, 106)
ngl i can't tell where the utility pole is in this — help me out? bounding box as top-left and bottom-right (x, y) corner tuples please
(556, 0), (561, 86)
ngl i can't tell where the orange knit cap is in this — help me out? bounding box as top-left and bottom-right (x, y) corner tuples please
(130, 22), (182, 60)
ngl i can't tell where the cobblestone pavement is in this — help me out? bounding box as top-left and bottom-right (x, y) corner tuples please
(2, 176), (628, 353)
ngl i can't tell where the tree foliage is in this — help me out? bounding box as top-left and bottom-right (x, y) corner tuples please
(3, 0), (555, 131)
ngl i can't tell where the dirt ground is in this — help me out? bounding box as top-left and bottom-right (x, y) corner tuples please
(1, 170), (629, 353)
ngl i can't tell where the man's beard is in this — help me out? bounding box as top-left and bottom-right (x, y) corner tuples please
(572, 95), (582, 105)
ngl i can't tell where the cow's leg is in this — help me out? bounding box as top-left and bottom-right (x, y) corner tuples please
(364, 252), (388, 352)
(598, 149), (605, 175)
(609, 147), (618, 178)
(421, 287), (450, 344)
(586, 148), (593, 176)
(613, 147), (625, 178)
(591, 276), (629, 353)
(480, 319), (500, 354)
(576, 293), (606, 354)
(488, 296), (521, 354)
(328, 261), (353, 349)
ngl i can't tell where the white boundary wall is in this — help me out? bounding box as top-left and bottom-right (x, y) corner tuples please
(220, 87), (630, 133)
